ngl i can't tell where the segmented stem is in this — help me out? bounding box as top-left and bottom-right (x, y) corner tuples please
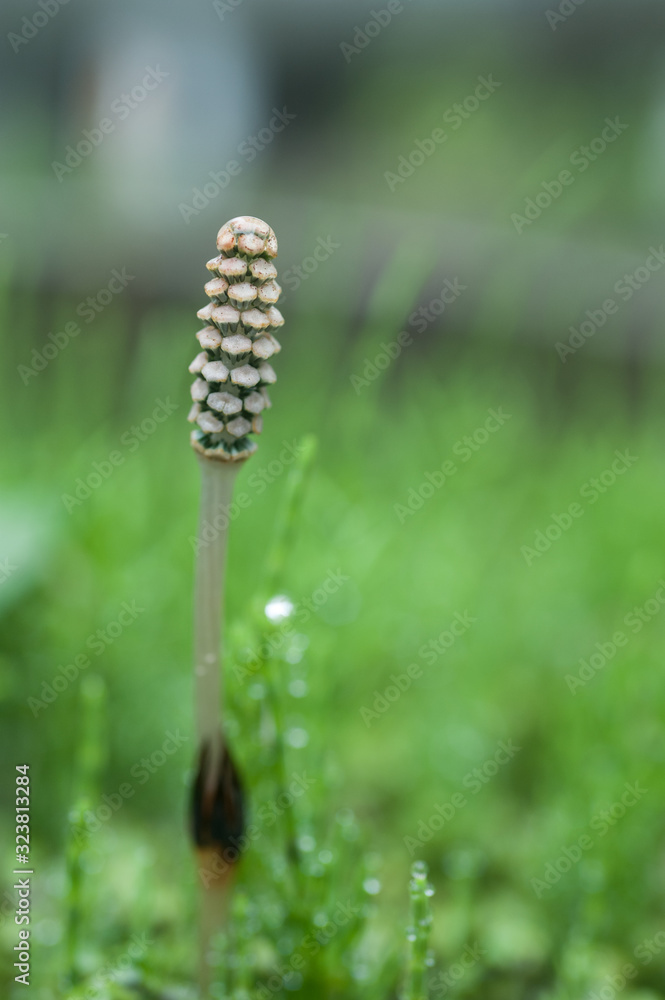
(404, 861), (434, 1000)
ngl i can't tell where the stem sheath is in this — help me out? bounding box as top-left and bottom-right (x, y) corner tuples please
(194, 455), (240, 793)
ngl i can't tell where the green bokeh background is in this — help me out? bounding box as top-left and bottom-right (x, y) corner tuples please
(1, 1), (665, 996)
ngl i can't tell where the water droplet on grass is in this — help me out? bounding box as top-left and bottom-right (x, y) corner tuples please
(286, 727), (308, 748)
(265, 595), (294, 622)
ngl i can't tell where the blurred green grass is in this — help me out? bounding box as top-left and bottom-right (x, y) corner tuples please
(1, 237), (665, 999)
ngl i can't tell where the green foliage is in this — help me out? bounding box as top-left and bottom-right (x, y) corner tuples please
(1, 261), (665, 998)
(404, 862), (434, 1000)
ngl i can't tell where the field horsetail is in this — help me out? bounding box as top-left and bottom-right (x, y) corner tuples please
(188, 216), (283, 992)
(189, 215), (282, 460)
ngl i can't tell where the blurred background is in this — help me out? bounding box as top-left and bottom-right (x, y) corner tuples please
(2, 0), (665, 996)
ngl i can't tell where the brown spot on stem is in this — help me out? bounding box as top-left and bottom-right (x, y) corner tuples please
(191, 738), (245, 861)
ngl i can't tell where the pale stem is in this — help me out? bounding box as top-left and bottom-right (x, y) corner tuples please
(194, 454), (240, 793)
